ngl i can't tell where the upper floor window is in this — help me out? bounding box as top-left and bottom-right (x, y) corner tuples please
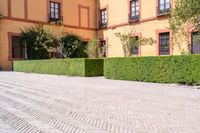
(192, 32), (200, 54)
(158, 0), (170, 16)
(159, 32), (170, 55)
(130, 0), (139, 20)
(100, 9), (107, 27)
(49, 1), (61, 22)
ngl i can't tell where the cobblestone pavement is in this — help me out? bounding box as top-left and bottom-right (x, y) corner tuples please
(0, 72), (200, 133)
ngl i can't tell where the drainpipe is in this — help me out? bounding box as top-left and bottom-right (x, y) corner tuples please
(25, 41), (28, 59)
(96, 0), (98, 38)
(0, 14), (2, 70)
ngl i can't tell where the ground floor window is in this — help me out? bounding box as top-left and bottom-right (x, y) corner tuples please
(159, 32), (170, 55)
(191, 32), (200, 54)
(11, 36), (25, 59)
(99, 40), (106, 57)
(131, 36), (139, 55)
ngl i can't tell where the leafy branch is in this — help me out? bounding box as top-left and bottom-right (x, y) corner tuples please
(115, 31), (156, 57)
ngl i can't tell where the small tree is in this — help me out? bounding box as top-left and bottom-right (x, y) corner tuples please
(169, 0), (200, 32)
(99, 44), (106, 58)
(49, 33), (86, 58)
(20, 25), (54, 59)
(85, 37), (99, 58)
(115, 32), (134, 57)
(169, 0), (200, 53)
(21, 25), (86, 59)
(59, 33), (84, 58)
(115, 31), (155, 57)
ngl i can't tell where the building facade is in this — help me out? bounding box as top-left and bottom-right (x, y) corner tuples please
(0, 0), (199, 70)
(0, 0), (97, 70)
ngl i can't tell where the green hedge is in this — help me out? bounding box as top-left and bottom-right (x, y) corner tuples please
(104, 55), (200, 85)
(13, 58), (103, 77)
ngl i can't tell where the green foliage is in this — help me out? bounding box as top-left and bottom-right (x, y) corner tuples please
(138, 37), (156, 46)
(20, 25), (53, 59)
(99, 43), (106, 58)
(20, 25), (87, 59)
(13, 58), (104, 77)
(49, 20), (64, 26)
(58, 33), (86, 58)
(115, 32), (135, 57)
(104, 55), (200, 85)
(169, 0), (200, 52)
(169, 0), (200, 54)
(115, 31), (156, 57)
(72, 43), (88, 58)
(169, 0), (200, 32)
(85, 37), (99, 58)
(84, 59), (104, 76)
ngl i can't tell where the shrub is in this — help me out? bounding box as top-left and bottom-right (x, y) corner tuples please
(85, 37), (99, 58)
(13, 58), (103, 77)
(104, 55), (200, 85)
(115, 30), (156, 57)
(59, 33), (87, 58)
(71, 43), (88, 58)
(20, 25), (88, 59)
(85, 59), (104, 76)
(20, 25), (53, 59)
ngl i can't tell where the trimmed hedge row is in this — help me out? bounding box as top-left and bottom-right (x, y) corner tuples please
(13, 58), (103, 77)
(104, 55), (200, 85)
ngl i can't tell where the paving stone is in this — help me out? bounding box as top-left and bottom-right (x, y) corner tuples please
(0, 72), (200, 133)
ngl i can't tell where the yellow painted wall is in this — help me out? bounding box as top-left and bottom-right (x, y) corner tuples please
(97, 0), (188, 57)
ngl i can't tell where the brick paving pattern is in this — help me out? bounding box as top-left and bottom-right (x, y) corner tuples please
(0, 72), (200, 133)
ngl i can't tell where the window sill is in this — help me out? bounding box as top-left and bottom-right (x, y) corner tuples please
(157, 13), (170, 17)
(49, 19), (63, 23)
(157, 10), (170, 17)
(158, 54), (170, 56)
(128, 19), (140, 23)
(10, 58), (26, 61)
(99, 25), (108, 29)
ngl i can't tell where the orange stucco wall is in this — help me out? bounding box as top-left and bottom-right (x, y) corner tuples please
(0, 0), (97, 70)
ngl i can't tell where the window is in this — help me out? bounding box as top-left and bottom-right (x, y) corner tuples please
(11, 36), (25, 59)
(49, 43), (61, 58)
(131, 36), (139, 55)
(100, 9), (107, 27)
(49, 1), (61, 22)
(192, 32), (200, 54)
(83, 41), (88, 45)
(130, 0), (139, 20)
(158, 0), (170, 15)
(159, 32), (170, 55)
(99, 40), (106, 57)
